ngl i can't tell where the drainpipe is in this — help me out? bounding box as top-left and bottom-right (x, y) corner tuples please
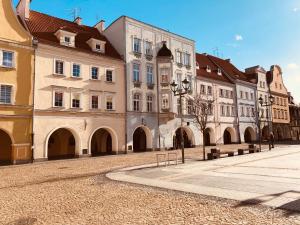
(31, 40), (37, 163)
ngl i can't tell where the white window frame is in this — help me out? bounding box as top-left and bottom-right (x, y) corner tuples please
(145, 41), (153, 56)
(105, 68), (115, 83)
(70, 92), (81, 109)
(90, 66), (100, 80)
(53, 59), (65, 75)
(146, 64), (154, 85)
(133, 37), (142, 53)
(0, 84), (13, 104)
(146, 94), (154, 112)
(52, 89), (64, 108)
(133, 93), (141, 112)
(133, 63), (140, 82)
(90, 92), (101, 110)
(105, 94), (115, 111)
(0, 50), (15, 68)
(71, 63), (81, 78)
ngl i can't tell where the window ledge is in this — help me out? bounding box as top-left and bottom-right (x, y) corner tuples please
(90, 78), (101, 81)
(69, 108), (83, 111)
(70, 76), (83, 80)
(105, 81), (115, 85)
(0, 65), (15, 70)
(53, 73), (66, 77)
(105, 109), (116, 112)
(52, 106), (65, 110)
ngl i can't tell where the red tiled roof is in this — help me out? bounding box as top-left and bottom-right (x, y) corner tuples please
(207, 55), (256, 84)
(25, 11), (122, 60)
(196, 53), (233, 84)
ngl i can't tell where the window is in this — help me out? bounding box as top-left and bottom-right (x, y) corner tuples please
(2, 51), (14, 68)
(245, 92), (249, 100)
(106, 70), (113, 82)
(133, 93), (141, 111)
(183, 53), (191, 66)
(206, 66), (211, 73)
(217, 68), (222, 75)
(91, 67), (99, 80)
(207, 86), (212, 95)
(241, 106), (245, 116)
(208, 104), (213, 115)
(91, 95), (99, 109)
(231, 107), (236, 116)
(187, 100), (193, 114)
(55, 60), (64, 75)
(285, 111), (288, 120)
(106, 96), (113, 110)
(275, 82), (278, 89)
(273, 109), (277, 119)
(133, 38), (141, 53)
(261, 108), (265, 118)
(225, 90), (229, 98)
(133, 63), (140, 82)
(240, 91), (243, 99)
(221, 105), (225, 116)
(72, 93), (80, 108)
(280, 84), (282, 90)
(263, 82), (265, 88)
(161, 68), (169, 83)
(250, 93), (254, 100)
(200, 85), (206, 95)
(145, 41), (152, 55)
(72, 64), (81, 77)
(0, 85), (12, 104)
(187, 75), (193, 92)
(96, 44), (101, 51)
(176, 51), (182, 64)
(219, 89), (224, 97)
(54, 92), (63, 107)
(226, 106), (230, 116)
(230, 91), (233, 99)
(246, 107), (250, 117)
(147, 95), (153, 112)
(177, 98), (181, 114)
(251, 107), (255, 117)
(260, 81), (262, 88)
(162, 94), (169, 110)
(64, 36), (71, 44)
(147, 65), (153, 85)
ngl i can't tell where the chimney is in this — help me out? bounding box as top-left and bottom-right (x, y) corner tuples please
(225, 58), (231, 63)
(94, 20), (105, 33)
(16, 0), (31, 21)
(74, 17), (82, 25)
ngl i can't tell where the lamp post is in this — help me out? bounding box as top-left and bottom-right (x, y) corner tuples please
(170, 78), (190, 164)
(258, 95), (275, 150)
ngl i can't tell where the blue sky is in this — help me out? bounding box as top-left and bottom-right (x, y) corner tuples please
(13, 0), (300, 102)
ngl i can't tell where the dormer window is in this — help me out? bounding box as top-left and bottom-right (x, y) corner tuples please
(55, 29), (76, 48)
(217, 68), (222, 75)
(206, 66), (211, 73)
(87, 38), (106, 53)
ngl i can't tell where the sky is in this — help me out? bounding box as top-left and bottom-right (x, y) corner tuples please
(13, 0), (300, 102)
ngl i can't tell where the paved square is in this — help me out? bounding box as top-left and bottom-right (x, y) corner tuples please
(108, 145), (300, 212)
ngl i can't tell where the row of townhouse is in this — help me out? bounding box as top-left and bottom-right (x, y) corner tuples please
(0, 0), (295, 164)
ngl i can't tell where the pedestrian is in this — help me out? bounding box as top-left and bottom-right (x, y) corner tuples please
(270, 132), (274, 149)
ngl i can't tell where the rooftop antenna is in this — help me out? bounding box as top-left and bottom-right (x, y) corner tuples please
(213, 47), (219, 57)
(67, 7), (81, 20)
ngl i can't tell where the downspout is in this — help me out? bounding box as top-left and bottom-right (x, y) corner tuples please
(123, 18), (128, 154)
(31, 40), (37, 162)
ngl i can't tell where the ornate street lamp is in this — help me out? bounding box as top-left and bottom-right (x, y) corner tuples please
(258, 95), (274, 150)
(170, 78), (190, 164)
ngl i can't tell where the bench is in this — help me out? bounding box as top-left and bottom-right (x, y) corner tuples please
(207, 149), (234, 160)
(238, 148), (250, 155)
(221, 151), (235, 157)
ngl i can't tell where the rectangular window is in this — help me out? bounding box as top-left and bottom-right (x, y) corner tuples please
(240, 91), (243, 99)
(72, 64), (81, 77)
(246, 107), (250, 117)
(161, 68), (169, 83)
(187, 100), (193, 115)
(71, 93), (80, 108)
(133, 93), (141, 111)
(241, 106), (245, 116)
(200, 85), (206, 95)
(250, 93), (254, 100)
(64, 36), (71, 44)
(183, 53), (191, 66)
(176, 51), (182, 64)
(106, 70), (113, 82)
(0, 85), (12, 104)
(187, 75), (193, 92)
(91, 95), (99, 109)
(106, 96), (113, 110)
(230, 91), (233, 99)
(226, 106), (230, 116)
(145, 41), (152, 55)
(221, 105), (225, 116)
(225, 90), (229, 98)
(147, 65), (153, 85)
(55, 60), (64, 75)
(162, 94), (169, 110)
(2, 51), (14, 67)
(251, 107), (255, 117)
(220, 89), (224, 97)
(133, 63), (140, 82)
(207, 86), (212, 95)
(133, 38), (141, 53)
(147, 95), (153, 112)
(96, 44), (101, 51)
(54, 92), (63, 107)
(245, 92), (249, 100)
(231, 107), (235, 116)
(177, 98), (181, 114)
(91, 67), (99, 80)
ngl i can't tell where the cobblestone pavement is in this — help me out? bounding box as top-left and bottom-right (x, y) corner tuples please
(0, 144), (299, 225)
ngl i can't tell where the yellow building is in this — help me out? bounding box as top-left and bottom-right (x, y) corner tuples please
(267, 65), (290, 141)
(0, 0), (34, 164)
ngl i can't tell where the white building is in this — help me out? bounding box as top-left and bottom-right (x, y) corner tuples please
(245, 66), (271, 140)
(207, 55), (258, 143)
(17, 3), (126, 161)
(196, 53), (239, 145)
(104, 16), (197, 151)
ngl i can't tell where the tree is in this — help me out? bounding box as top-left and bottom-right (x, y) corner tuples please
(188, 95), (214, 160)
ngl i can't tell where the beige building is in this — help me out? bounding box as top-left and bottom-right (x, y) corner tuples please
(0, 0), (34, 165)
(267, 65), (290, 141)
(17, 1), (126, 160)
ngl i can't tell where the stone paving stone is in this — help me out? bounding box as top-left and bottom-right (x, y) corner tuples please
(0, 144), (299, 224)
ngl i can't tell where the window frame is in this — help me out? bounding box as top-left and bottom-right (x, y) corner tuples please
(0, 84), (13, 104)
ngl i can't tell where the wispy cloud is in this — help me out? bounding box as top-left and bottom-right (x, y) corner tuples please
(235, 34), (243, 41)
(287, 63), (299, 69)
(293, 7), (299, 12)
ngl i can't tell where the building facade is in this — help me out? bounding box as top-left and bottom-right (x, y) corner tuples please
(288, 93), (300, 141)
(17, 1), (126, 161)
(267, 65), (290, 141)
(208, 55), (258, 144)
(0, 0), (34, 165)
(245, 66), (272, 141)
(196, 53), (239, 146)
(104, 16), (197, 151)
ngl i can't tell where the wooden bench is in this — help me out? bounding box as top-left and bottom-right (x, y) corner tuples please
(207, 149), (234, 160)
(221, 151), (235, 157)
(238, 149), (250, 155)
